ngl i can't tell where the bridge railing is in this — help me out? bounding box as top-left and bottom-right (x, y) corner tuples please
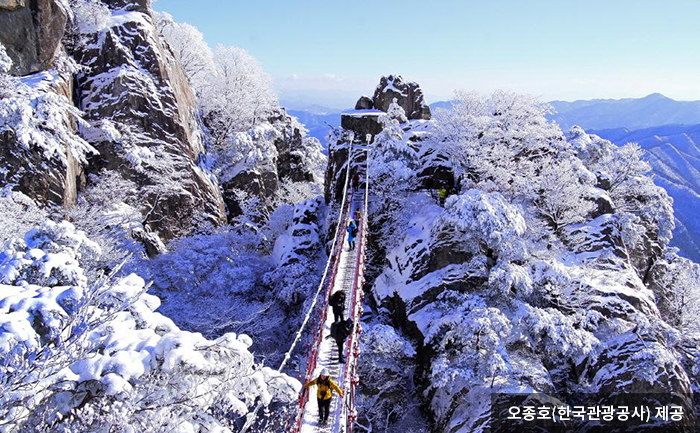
(335, 162), (370, 433)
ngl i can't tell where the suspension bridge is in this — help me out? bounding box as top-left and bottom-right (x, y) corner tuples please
(239, 141), (369, 433)
(291, 142), (369, 433)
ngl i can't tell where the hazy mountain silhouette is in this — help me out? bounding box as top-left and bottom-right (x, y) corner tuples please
(549, 93), (700, 130)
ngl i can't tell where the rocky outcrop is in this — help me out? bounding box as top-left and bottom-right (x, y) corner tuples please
(0, 0), (24, 10)
(222, 163), (278, 219)
(417, 146), (455, 191)
(0, 59), (95, 208)
(219, 109), (323, 222)
(368, 192), (693, 432)
(355, 323), (430, 432)
(71, 6), (226, 241)
(330, 75), (432, 203)
(339, 111), (384, 142)
(323, 138), (368, 204)
(0, 130), (87, 207)
(263, 196), (324, 306)
(340, 75), (431, 145)
(355, 94), (373, 110)
(272, 110), (316, 183)
(0, 0), (66, 75)
(132, 226), (167, 258)
(0, 0), (231, 244)
(372, 75), (431, 120)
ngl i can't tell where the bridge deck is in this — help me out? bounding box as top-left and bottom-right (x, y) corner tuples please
(300, 190), (364, 433)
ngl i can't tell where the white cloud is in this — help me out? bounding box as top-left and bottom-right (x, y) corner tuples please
(322, 73), (344, 82)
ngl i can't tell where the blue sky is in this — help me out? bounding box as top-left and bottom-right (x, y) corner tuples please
(153, 0), (700, 110)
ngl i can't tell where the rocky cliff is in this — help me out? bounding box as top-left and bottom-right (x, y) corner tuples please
(0, 0), (67, 75)
(0, 0), (228, 249)
(71, 0), (227, 241)
(0, 0), (327, 254)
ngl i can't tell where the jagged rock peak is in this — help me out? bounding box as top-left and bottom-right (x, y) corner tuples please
(70, 3), (227, 241)
(371, 74), (431, 120)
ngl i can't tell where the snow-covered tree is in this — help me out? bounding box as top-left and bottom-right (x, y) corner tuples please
(200, 46), (278, 146)
(0, 221), (299, 432)
(368, 106), (421, 252)
(0, 63), (96, 173)
(66, 170), (145, 277)
(568, 127), (675, 250)
(285, 115), (328, 183)
(372, 108), (419, 183)
(649, 250), (700, 334)
(0, 43), (10, 74)
(532, 156), (596, 232)
(155, 14), (278, 146)
(272, 179), (324, 209)
(438, 189), (527, 263)
(569, 127), (652, 204)
(433, 90), (565, 197)
(601, 143), (649, 194)
(0, 43), (11, 97)
(0, 188), (49, 246)
(263, 198), (324, 307)
(356, 324), (427, 433)
(155, 12), (216, 85)
(386, 98), (408, 123)
(141, 225), (274, 337)
(68, 0), (111, 35)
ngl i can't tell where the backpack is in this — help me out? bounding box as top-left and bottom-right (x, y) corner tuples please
(318, 377), (331, 400)
(331, 292), (345, 307)
(350, 224), (358, 237)
(342, 320), (353, 339)
(332, 320), (353, 341)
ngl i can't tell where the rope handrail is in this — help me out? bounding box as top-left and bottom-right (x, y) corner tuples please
(241, 141), (355, 433)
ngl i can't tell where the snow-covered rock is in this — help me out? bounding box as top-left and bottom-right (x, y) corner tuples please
(372, 74), (431, 120)
(0, 56), (95, 207)
(264, 196), (324, 307)
(356, 85), (696, 432)
(69, 4), (227, 241)
(218, 110), (326, 223)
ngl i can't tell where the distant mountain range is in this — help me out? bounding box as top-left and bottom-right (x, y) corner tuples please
(287, 109), (340, 144)
(592, 124), (700, 262)
(550, 93), (700, 131)
(545, 92), (700, 262)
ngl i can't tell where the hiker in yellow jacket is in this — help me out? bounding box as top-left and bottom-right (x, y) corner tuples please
(304, 368), (344, 425)
(438, 187), (447, 206)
